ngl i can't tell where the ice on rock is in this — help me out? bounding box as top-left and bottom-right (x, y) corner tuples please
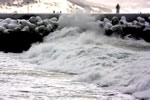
(104, 23), (112, 30)
(148, 16), (150, 22)
(29, 16), (42, 25)
(126, 22), (133, 27)
(50, 17), (58, 23)
(111, 25), (123, 35)
(46, 24), (53, 32)
(37, 21), (44, 26)
(121, 16), (127, 21)
(137, 17), (145, 23)
(104, 18), (110, 24)
(36, 16), (42, 22)
(144, 22), (150, 28)
(0, 26), (6, 32)
(120, 16), (127, 24)
(3, 18), (12, 24)
(133, 20), (138, 25)
(143, 27), (150, 31)
(1, 22), (9, 28)
(0, 19), (3, 22)
(43, 19), (52, 26)
(19, 19), (36, 30)
(29, 16), (37, 24)
(136, 22), (145, 27)
(103, 18), (112, 29)
(22, 26), (30, 32)
(35, 25), (46, 34)
(4, 29), (13, 34)
(7, 23), (21, 30)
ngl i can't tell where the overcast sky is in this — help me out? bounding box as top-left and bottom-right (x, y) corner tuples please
(0, 0), (149, 13)
(84, 0), (150, 13)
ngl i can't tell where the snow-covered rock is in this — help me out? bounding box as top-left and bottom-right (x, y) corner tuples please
(36, 16), (42, 22)
(29, 16), (37, 24)
(137, 17), (145, 23)
(50, 17), (58, 23)
(43, 19), (52, 26)
(121, 16), (126, 21)
(104, 18), (110, 24)
(3, 18), (12, 24)
(19, 19), (36, 30)
(35, 25), (46, 33)
(0, 26), (6, 32)
(120, 16), (127, 25)
(7, 23), (21, 30)
(4, 29), (13, 34)
(104, 23), (112, 30)
(46, 24), (53, 32)
(133, 20), (138, 25)
(21, 26), (30, 32)
(111, 25), (123, 32)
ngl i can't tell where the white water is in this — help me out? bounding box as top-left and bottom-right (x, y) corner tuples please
(17, 13), (150, 99)
(0, 52), (138, 100)
(0, 12), (149, 99)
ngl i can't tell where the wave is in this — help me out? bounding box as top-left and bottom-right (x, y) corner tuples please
(22, 12), (150, 99)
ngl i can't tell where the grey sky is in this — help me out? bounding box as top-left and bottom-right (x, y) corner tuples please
(84, 0), (150, 13)
(0, 0), (149, 13)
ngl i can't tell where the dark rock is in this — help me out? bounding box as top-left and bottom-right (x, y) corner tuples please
(0, 30), (43, 53)
(105, 29), (113, 36)
(112, 16), (119, 25)
(141, 29), (150, 42)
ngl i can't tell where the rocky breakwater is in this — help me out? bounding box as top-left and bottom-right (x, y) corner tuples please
(101, 16), (150, 42)
(0, 16), (58, 53)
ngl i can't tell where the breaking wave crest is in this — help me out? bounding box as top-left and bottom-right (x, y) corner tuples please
(22, 12), (150, 98)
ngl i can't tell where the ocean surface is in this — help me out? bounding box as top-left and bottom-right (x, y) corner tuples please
(0, 52), (137, 100)
(1, 13), (150, 99)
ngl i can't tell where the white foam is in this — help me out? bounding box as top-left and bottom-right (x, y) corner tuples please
(20, 13), (150, 99)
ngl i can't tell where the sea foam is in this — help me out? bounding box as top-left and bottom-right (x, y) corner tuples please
(23, 12), (150, 99)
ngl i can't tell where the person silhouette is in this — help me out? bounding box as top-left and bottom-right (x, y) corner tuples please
(116, 4), (120, 14)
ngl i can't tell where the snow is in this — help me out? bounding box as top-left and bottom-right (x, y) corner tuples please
(7, 23), (20, 30)
(4, 29), (13, 34)
(19, 13), (150, 99)
(22, 26), (30, 32)
(19, 19), (36, 30)
(50, 17), (58, 23)
(29, 16), (37, 24)
(0, 16), (57, 35)
(0, 26), (6, 32)
(46, 24), (54, 32)
(35, 25), (46, 33)
(137, 17), (145, 23)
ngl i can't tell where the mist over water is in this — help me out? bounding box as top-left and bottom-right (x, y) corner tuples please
(22, 12), (150, 98)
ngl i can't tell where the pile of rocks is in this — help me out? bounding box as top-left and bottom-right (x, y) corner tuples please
(101, 16), (150, 42)
(0, 16), (58, 52)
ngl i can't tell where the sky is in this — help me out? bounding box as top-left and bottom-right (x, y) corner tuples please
(84, 0), (150, 13)
(0, 0), (150, 13)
